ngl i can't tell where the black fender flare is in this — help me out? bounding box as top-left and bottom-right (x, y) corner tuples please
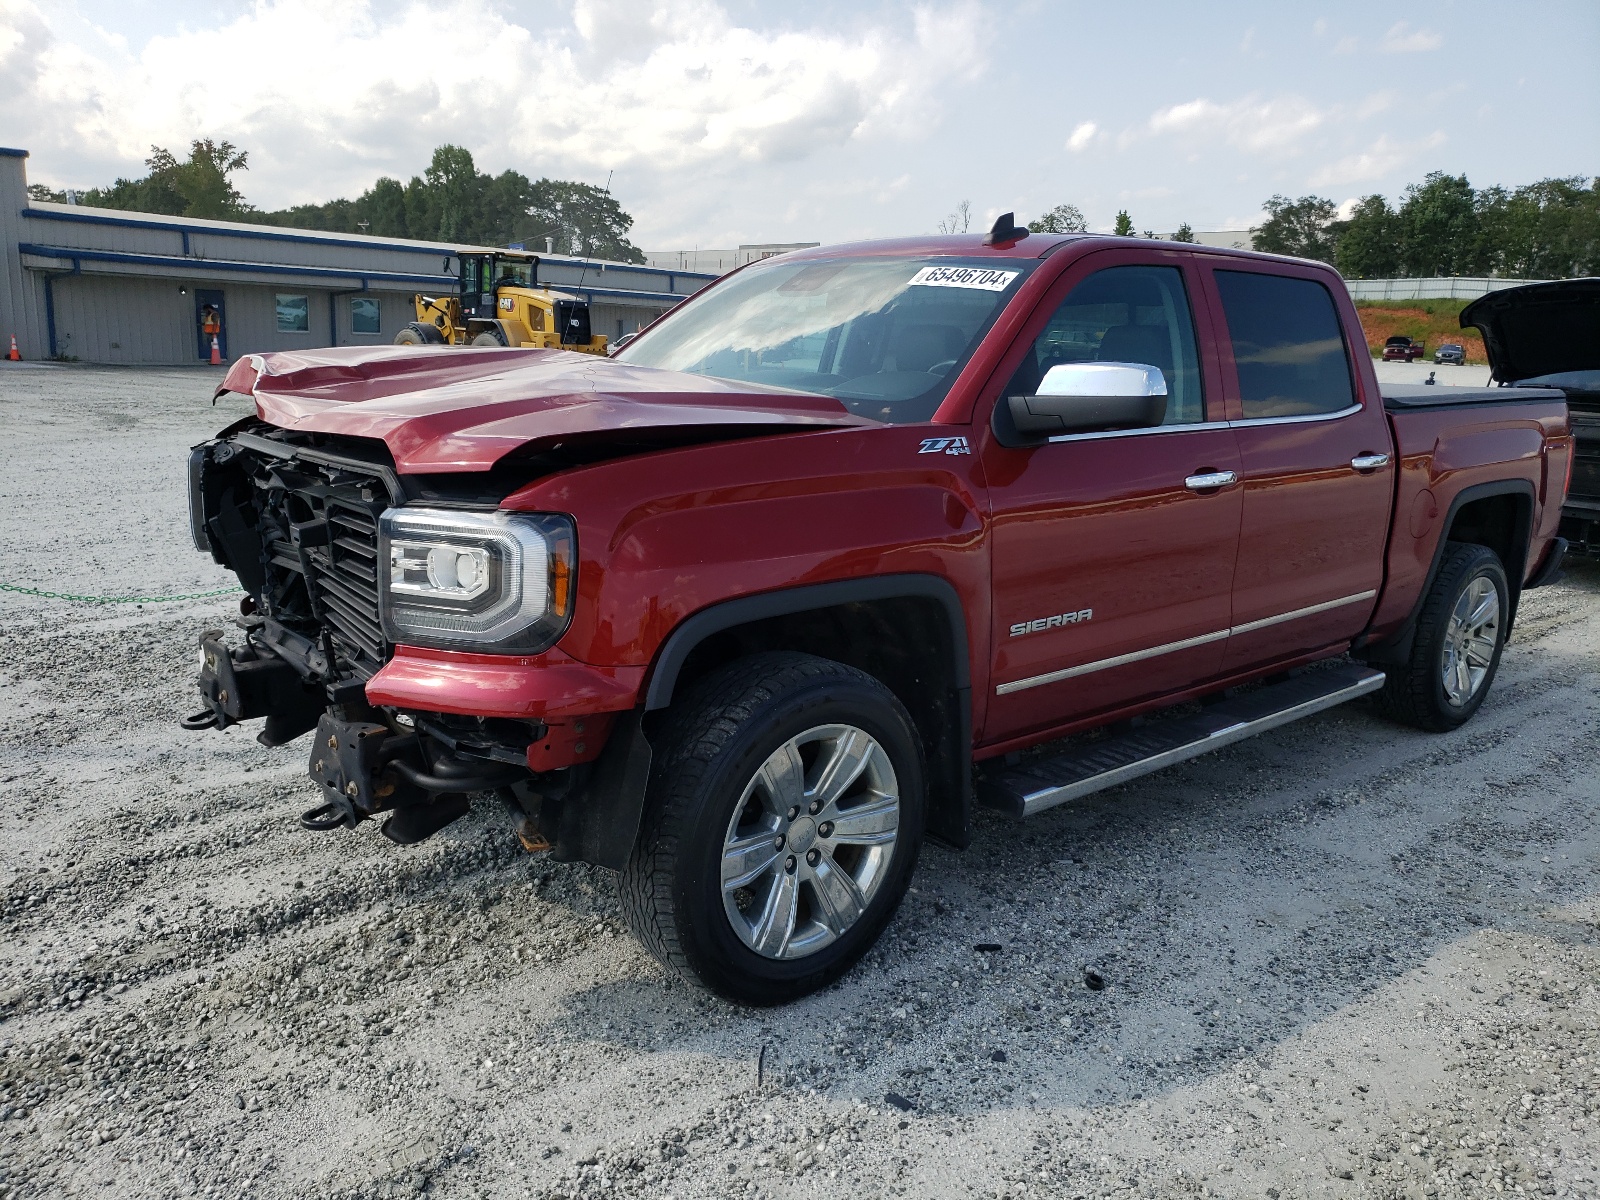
(561, 575), (976, 867)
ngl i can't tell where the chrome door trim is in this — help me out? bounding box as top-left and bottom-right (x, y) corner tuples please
(1227, 403), (1362, 429)
(995, 589), (1380, 695)
(1227, 589), (1378, 636)
(1350, 453), (1391, 470)
(1045, 420), (1232, 444)
(995, 629), (1229, 696)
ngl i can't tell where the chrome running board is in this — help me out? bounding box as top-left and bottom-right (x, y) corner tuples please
(981, 664), (1386, 819)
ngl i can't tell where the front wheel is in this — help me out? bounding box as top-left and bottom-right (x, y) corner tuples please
(619, 652), (925, 1005)
(1378, 542), (1509, 731)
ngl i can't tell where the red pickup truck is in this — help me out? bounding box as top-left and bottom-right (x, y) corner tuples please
(185, 219), (1572, 1004)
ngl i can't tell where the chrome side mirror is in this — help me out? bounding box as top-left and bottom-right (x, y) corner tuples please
(1006, 362), (1168, 437)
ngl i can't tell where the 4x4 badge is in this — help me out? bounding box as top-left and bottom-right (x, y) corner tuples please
(918, 436), (971, 456)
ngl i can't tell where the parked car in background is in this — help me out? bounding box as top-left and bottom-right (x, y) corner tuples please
(1383, 335), (1425, 361)
(1464, 277), (1599, 554)
(1434, 343), (1466, 365)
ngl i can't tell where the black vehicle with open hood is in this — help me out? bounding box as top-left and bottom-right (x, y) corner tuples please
(1463, 278), (1600, 553)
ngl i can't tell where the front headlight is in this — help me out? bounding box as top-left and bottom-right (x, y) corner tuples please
(378, 508), (576, 652)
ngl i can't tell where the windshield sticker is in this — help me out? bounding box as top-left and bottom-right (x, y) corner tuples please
(908, 266), (1020, 292)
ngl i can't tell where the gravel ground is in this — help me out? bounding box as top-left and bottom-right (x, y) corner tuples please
(0, 362), (1596, 1200)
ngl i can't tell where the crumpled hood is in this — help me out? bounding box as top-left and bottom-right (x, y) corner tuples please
(216, 345), (872, 472)
(1461, 278), (1600, 384)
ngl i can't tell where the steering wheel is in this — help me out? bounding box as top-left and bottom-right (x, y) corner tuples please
(926, 359), (959, 375)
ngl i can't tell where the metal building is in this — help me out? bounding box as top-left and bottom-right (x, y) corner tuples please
(0, 148), (716, 365)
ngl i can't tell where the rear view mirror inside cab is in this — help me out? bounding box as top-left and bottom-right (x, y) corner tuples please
(1000, 361), (1168, 442)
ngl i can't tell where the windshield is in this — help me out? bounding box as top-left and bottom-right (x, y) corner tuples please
(496, 259), (535, 288)
(616, 256), (1036, 423)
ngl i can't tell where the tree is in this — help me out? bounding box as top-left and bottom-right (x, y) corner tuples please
(1170, 223), (1196, 243)
(1250, 194), (1339, 263)
(76, 141), (253, 219)
(1031, 203), (1087, 234)
(27, 183), (67, 203)
(525, 179), (645, 262)
(1397, 171), (1477, 276)
(1334, 195), (1401, 278)
(937, 200), (973, 235)
(1113, 210), (1134, 236)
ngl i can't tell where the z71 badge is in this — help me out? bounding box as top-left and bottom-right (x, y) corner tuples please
(1010, 608), (1093, 637)
(918, 436), (971, 456)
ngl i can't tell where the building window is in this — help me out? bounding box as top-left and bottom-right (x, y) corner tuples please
(276, 294), (310, 333)
(351, 297), (381, 335)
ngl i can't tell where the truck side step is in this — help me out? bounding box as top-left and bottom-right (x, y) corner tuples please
(981, 664), (1386, 819)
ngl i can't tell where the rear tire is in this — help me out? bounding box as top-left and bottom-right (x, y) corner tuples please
(1377, 542), (1509, 732)
(619, 652), (925, 1006)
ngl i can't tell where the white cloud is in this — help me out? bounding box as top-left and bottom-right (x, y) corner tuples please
(1307, 131), (1447, 187)
(1067, 121), (1097, 151)
(1333, 36), (1359, 55)
(1379, 21), (1443, 53)
(1147, 94), (1325, 153)
(0, 0), (988, 209)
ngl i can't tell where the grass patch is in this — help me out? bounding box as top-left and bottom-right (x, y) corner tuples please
(1354, 299), (1486, 364)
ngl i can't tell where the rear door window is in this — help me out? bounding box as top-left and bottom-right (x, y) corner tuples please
(1215, 271), (1355, 418)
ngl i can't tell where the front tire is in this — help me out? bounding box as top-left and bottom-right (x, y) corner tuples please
(1378, 542), (1509, 731)
(619, 652), (925, 1005)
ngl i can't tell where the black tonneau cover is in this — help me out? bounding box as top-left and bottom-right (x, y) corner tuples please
(1381, 384), (1566, 411)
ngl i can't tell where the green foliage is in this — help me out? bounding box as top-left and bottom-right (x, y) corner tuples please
(1170, 223), (1196, 243)
(1112, 210), (1133, 236)
(1333, 195), (1401, 278)
(259, 145), (645, 262)
(1030, 203), (1087, 234)
(1257, 172), (1599, 279)
(41, 141), (647, 263)
(71, 140), (253, 220)
(1252, 194), (1340, 261)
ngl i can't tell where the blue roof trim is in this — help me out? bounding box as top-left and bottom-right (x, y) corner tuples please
(20, 205), (719, 283)
(0, 147), (28, 158)
(18, 244), (454, 288)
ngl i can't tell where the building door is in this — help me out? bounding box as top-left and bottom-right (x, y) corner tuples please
(980, 253), (1243, 745)
(195, 289), (226, 360)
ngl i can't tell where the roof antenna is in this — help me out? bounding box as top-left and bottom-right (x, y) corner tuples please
(983, 212), (1030, 249)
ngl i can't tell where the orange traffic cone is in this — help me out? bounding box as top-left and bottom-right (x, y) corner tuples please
(6, 334), (18, 361)
(209, 335), (222, 366)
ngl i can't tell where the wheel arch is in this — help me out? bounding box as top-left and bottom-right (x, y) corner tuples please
(1360, 479), (1535, 665)
(643, 575), (974, 849)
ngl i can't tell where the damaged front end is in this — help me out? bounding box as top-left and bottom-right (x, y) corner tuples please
(183, 424), (632, 853)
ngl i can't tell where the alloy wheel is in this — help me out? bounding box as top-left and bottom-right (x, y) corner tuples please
(720, 723), (901, 960)
(1441, 576), (1500, 707)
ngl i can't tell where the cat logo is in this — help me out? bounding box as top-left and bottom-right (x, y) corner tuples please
(918, 436), (971, 456)
(1010, 608), (1094, 637)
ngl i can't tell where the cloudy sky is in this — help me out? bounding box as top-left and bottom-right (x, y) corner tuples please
(2, 0), (1595, 248)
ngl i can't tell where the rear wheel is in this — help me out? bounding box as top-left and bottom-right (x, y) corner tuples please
(1378, 542), (1509, 731)
(619, 652), (925, 1005)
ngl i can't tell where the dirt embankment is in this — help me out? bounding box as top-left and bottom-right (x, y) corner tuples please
(1355, 299), (1487, 364)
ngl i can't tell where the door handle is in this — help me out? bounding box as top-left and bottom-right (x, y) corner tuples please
(1184, 470), (1237, 491)
(1350, 453), (1391, 471)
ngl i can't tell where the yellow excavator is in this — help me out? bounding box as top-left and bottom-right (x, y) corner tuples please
(394, 250), (608, 354)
